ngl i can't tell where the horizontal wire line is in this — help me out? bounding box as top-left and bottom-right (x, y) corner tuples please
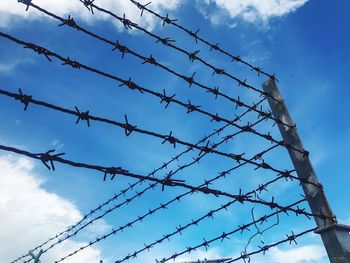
(25, 1), (292, 129)
(0, 31), (308, 157)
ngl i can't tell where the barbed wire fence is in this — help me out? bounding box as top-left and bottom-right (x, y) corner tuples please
(0, 0), (347, 262)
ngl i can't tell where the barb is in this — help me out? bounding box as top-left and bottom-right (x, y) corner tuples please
(129, 0), (276, 80)
(14, 1), (292, 129)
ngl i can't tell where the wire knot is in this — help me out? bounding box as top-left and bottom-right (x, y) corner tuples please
(39, 149), (65, 171)
(188, 50), (200, 62)
(184, 72), (196, 87)
(119, 78), (143, 93)
(189, 29), (200, 43)
(24, 44), (52, 61)
(142, 55), (156, 65)
(162, 131), (177, 148)
(210, 42), (219, 51)
(75, 106), (90, 127)
(131, 0), (151, 16)
(121, 14), (137, 30)
(15, 89), (32, 111)
(123, 115), (137, 136)
(18, 0), (32, 11)
(155, 37), (175, 46)
(286, 231), (297, 245)
(59, 15), (78, 29)
(79, 0), (94, 14)
(186, 100), (200, 113)
(162, 14), (177, 26)
(62, 57), (81, 69)
(160, 89), (176, 108)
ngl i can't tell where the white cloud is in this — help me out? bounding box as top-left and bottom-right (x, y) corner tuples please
(175, 248), (224, 262)
(0, 0), (181, 30)
(198, 0), (308, 25)
(0, 155), (107, 262)
(257, 245), (328, 263)
(0, 58), (33, 74)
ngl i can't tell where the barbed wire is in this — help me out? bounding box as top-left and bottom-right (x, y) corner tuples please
(160, 226), (317, 263)
(0, 143), (325, 214)
(108, 186), (309, 263)
(226, 227), (317, 263)
(18, 1), (293, 129)
(2, 2), (326, 262)
(56, 179), (306, 263)
(0, 142), (330, 262)
(19, 137), (280, 261)
(0, 32), (309, 158)
(0, 88), (289, 177)
(8, 95), (262, 263)
(72, 0), (280, 101)
(128, 0), (276, 80)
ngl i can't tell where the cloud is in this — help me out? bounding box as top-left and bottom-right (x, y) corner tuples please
(0, 0), (181, 30)
(0, 58), (33, 74)
(175, 248), (224, 262)
(198, 0), (308, 25)
(258, 245), (328, 263)
(0, 155), (107, 262)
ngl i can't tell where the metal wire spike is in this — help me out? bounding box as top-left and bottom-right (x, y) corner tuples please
(18, 0), (32, 11)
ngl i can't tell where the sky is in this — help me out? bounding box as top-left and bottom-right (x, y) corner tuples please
(0, 0), (349, 262)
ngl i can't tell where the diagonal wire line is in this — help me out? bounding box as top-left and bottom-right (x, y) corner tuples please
(0, 88), (287, 175)
(225, 227), (318, 262)
(161, 226), (317, 263)
(1, 144), (328, 262)
(0, 32), (309, 157)
(56, 178), (306, 263)
(0, 144), (330, 221)
(9, 97), (262, 263)
(109, 184), (308, 263)
(20, 1), (292, 129)
(72, 0), (279, 101)
(20, 128), (279, 261)
(129, 0), (276, 80)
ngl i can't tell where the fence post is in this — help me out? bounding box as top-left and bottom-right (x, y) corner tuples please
(262, 78), (350, 263)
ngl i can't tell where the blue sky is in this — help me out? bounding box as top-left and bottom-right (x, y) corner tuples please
(0, 0), (349, 262)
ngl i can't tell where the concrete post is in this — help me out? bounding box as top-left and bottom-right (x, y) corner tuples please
(262, 78), (350, 263)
